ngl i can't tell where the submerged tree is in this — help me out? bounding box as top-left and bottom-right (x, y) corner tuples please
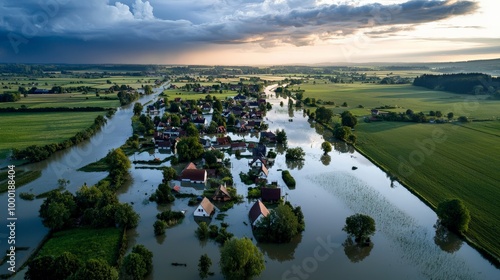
(220, 238), (265, 280)
(342, 213), (376, 244)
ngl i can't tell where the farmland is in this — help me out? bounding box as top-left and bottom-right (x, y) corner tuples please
(355, 120), (500, 260)
(288, 82), (500, 119)
(0, 93), (119, 109)
(0, 112), (104, 158)
(36, 227), (123, 266)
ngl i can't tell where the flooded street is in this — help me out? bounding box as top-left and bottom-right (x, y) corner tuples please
(1, 84), (498, 279)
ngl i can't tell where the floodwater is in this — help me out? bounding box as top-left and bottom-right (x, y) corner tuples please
(1, 84), (499, 279)
(0, 84), (168, 276)
(121, 86), (499, 280)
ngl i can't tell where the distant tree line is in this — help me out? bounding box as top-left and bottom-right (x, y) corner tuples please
(413, 73), (500, 96)
(0, 92), (21, 102)
(12, 115), (108, 162)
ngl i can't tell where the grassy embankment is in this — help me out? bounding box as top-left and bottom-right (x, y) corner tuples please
(296, 81), (500, 262)
(36, 227), (123, 265)
(356, 121), (500, 262)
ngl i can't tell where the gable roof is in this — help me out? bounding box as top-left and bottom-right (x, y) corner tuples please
(261, 187), (281, 202)
(260, 164), (269, 177)
(181, 169), (207, 182)
(200, 197), (215, 215)
(249, 200), (270, 224)
(215, 185), (231, 198)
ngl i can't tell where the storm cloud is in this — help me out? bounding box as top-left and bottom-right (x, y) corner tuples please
(0, 0), (481, 63)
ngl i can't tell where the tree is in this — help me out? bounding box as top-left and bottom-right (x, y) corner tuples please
(131, 245), (153, 275)
(154, 220), (167, 236)
(106, 148), (131, 185)
(254, 204), (303, 243)
(321, 141), (332, 155)
(342, 213), (376, 243)
(220, 237), (265, 280)
(196, 221), (210, 240)
(341, 111), (357, 128)
(176, 137), (204, 162)
(437, 198), (471, 234)
(458, 116), (469, 122)
(114, 203), (139, 228)
(334, 126), (352, 141)
(198, 254), (212, 279)
(133, 103), (143, 115)
(144, 85), (153, 95)
(447, 112), (454, 120)
(72, 259), (118, 280)
(275, 129), (287, 144)
(162, 166), (177, 182)
(150, 183), (175, 204)
(315, 106), (333, 123)
(39, 191), (77, 231)
(53, 252), (81, 280)
(185, 122), (199, 137)
(285, 147), (305, 160)
(227, 113), (236, 126)
(25, 256), (55, 280)
(120, 253), (146, 280)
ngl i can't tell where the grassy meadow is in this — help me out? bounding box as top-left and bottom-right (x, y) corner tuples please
(37, 227), (123, 265)
(355, 121), (500, 259)
(289, 82), (500, 119)
(0, 112), (102, 158)
(0, 93), (120, 109)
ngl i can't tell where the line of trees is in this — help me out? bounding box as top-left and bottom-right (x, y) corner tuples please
(0, 106), (111, 112)
(413, 73), (500, 96)
(0, 92), (21, 102)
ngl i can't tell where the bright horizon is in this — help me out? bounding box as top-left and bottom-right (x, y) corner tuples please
(0, 0), (499, 65)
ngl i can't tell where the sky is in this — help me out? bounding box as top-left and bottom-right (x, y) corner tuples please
(0, 0), (499, 65)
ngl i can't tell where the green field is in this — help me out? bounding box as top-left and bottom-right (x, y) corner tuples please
(0, 93), (119, 109)
(0, 75), (162, 93)
(355, 121), (500, 260)
(0, 112), (102, 158)
(37, 227), (123, 265)
(289, 82), (500, 119)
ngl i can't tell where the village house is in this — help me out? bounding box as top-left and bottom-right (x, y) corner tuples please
(231, 142), (247, 151)
(249, 200), (270, 227)
(180, 162), (207, 184)
(212, 185), (231, 202)
(194, 197), (215, 217)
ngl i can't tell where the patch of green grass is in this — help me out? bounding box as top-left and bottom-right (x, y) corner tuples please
(355, 121), (500, 259)
(0, 112), (101, 158)
(37, 227), (123, 265)
(0, 93), (119, 109)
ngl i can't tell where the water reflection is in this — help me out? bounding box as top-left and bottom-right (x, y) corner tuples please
(320, 155), (331, 166)
(434, 222), (463, 254)
(156, 234), (166, 245)
(257, 234), (302, 262)
(342, 238), (374, 263)
(332, 141), (355, 154)
(286, 159), (304, 170)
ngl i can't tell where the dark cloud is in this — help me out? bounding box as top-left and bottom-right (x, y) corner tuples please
(0, 0), (482, 63)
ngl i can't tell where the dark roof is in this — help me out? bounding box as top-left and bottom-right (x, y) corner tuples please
(261, 187), (281, 202)
(181, 169), (206, 182)
(214, 185), (231, 198)
(249, 200), (270, 224)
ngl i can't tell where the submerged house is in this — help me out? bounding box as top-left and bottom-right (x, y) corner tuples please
(249, 200), (270, 227)
(261, 187), (281, 203)
(180, 162), (207, 184)
(194, 197), (215, 217)
(213, 185), (231, 202)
